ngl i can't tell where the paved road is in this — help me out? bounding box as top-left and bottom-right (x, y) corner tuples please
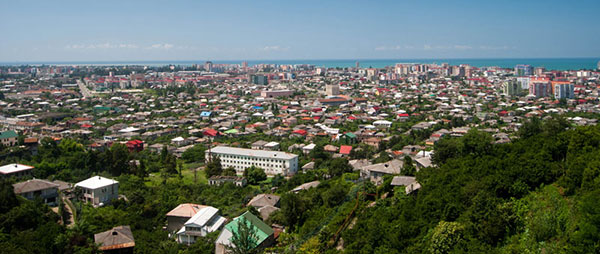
(77, 79), (94, 98)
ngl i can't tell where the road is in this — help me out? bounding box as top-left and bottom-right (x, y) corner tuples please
(77, 79), (94, 98)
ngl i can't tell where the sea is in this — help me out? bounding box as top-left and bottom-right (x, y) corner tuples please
(1, 58), (599, 71)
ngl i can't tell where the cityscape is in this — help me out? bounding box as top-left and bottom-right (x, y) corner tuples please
(2, 1), (600, 254)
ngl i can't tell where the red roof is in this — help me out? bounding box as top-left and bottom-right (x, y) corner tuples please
(203, 129), (218, 137)
(398, 113), (409, 117)
(292, 129), (308, 136)
(339, 145), (352, 155)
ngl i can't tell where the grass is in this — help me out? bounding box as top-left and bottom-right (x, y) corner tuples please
(145, 162), (208, 187)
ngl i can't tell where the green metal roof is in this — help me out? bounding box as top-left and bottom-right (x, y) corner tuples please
(0, 130), (18, 139)
(225, 211), (273, 246)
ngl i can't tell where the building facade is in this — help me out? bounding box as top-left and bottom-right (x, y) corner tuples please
(554, 83), (574, 99)
(206, 146), (299, 176)
(75, 176), (119, 207)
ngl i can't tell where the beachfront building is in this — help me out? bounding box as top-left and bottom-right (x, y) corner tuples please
(206, 146), (299, 176)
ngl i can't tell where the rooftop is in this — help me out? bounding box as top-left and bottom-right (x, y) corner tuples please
(75, 176), (118, 189)
(0, 163), (34, 175)
(208, 146), (298, 160)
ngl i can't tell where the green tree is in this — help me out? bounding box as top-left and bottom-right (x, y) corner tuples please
(205, 156), (223, 178)
(228, 217), (259, 254)
(223, 167), (237, 176)
(244, 166), (266, 185)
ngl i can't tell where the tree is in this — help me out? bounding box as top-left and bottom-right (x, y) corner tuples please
(222, 167), (237, 176)
(280, 193), (305, 229)
(0, 179), (19, 213)
(244, 166), (266, 185)
(228, 217), (259, 254)
(402, 156), (416, 176)
(181, 144), (205, 163)
(428, 221), (465, 254)
(106, 143), (130, 176)
(205, 156), (223, 178)
(324, 158), (352, 177)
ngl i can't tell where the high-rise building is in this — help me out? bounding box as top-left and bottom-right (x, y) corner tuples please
(325, 84), (340, 97)
(515, 64), (533, 76)
(553, 82), (574, 99)
(516, 77), (530, 89)
(205, 61), (213, 72)
(242, 61), (248, 69)
(534, 67), (545, 76)
(502, 80), (523, 97)
(249, 74), (268, 85)
(356, 61), (360, 68)
(529, 79), (551, 98)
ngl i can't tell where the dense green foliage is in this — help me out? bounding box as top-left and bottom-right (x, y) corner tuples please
(3, 117), (600, 253)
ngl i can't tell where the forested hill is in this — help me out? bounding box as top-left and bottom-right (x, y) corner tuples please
(2, 117), (600, 253)
(341, 117), (600, 253)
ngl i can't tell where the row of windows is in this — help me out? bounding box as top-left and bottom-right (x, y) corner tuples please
(217, 154), (286, 164)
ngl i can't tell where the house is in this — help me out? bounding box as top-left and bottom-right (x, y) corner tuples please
(0, 163), (34, 178)
(94, 226), (135, 254)
(0, 130), (18, 147)
(291, 180), (320, 193)
(247, 194), (280, 208)
(125, 140), (144, 152)
(176, 206), (227, 245)
(247, 194), (281, 220)
(12, 179), (60, 205)
(215, 211), (274, 254)
(166, 203), (209, 233)
(75, 176), (119, 207)
(339, 145), (353, 156)
(208, 175), (247, 187)
(302, 143), (316, 154)
(251, 140), (268, 150)
(263, 142), (280, 151)
(361, 159), (404, 185)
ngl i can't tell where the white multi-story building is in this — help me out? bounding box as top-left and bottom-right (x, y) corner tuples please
(75, 176), (119, 207)
(206, 146), (299, 176)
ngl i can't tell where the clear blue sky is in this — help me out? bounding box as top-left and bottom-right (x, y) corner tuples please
(1, 0), (598, 62)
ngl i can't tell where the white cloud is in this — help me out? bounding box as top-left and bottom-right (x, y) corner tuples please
(262, 45), (290, 51)
(479, 45), (510, 50)
(64, 42), (179, 50)
(146, 43), (174, 50)
(376, 44), (506, 51)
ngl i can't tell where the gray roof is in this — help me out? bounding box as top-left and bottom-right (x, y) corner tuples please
(209, 146), (298, 160)
(13, 179), (59, 194)
(363, 159), (403, 174)
(391, 176), (417, 186)
(247, 194), (280, 208)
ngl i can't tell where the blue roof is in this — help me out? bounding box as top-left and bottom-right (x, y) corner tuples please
(252, 106), (264, 110)
(200, 111), (212, 117)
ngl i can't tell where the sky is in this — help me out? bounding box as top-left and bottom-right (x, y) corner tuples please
(1, 0), (599, 62)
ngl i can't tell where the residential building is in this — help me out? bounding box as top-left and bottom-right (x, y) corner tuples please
(502, 80), (522, 97)
(514, 64), (533, 76)
(12, 179), (60, 205)
(176, 206), (227, 245)
(94, 226), (135, 254)
(75, 176), (119, 207)
(166, 203), (209, 233)
(554, 82), (574, 99)
(325, 83), (340, 96)
(0, 163), (34, 178)
(215, 211), (274, 254)
(360, 159), (404, 185)
(206, 146), (299, 176)
(249, 74), (268, 85)
(0, 130), (18, 146)
(260, 90), (293, 98)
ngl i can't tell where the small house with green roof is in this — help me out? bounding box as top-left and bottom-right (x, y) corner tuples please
(0, 130), (18, 147)
(215, 211), (274, 254)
